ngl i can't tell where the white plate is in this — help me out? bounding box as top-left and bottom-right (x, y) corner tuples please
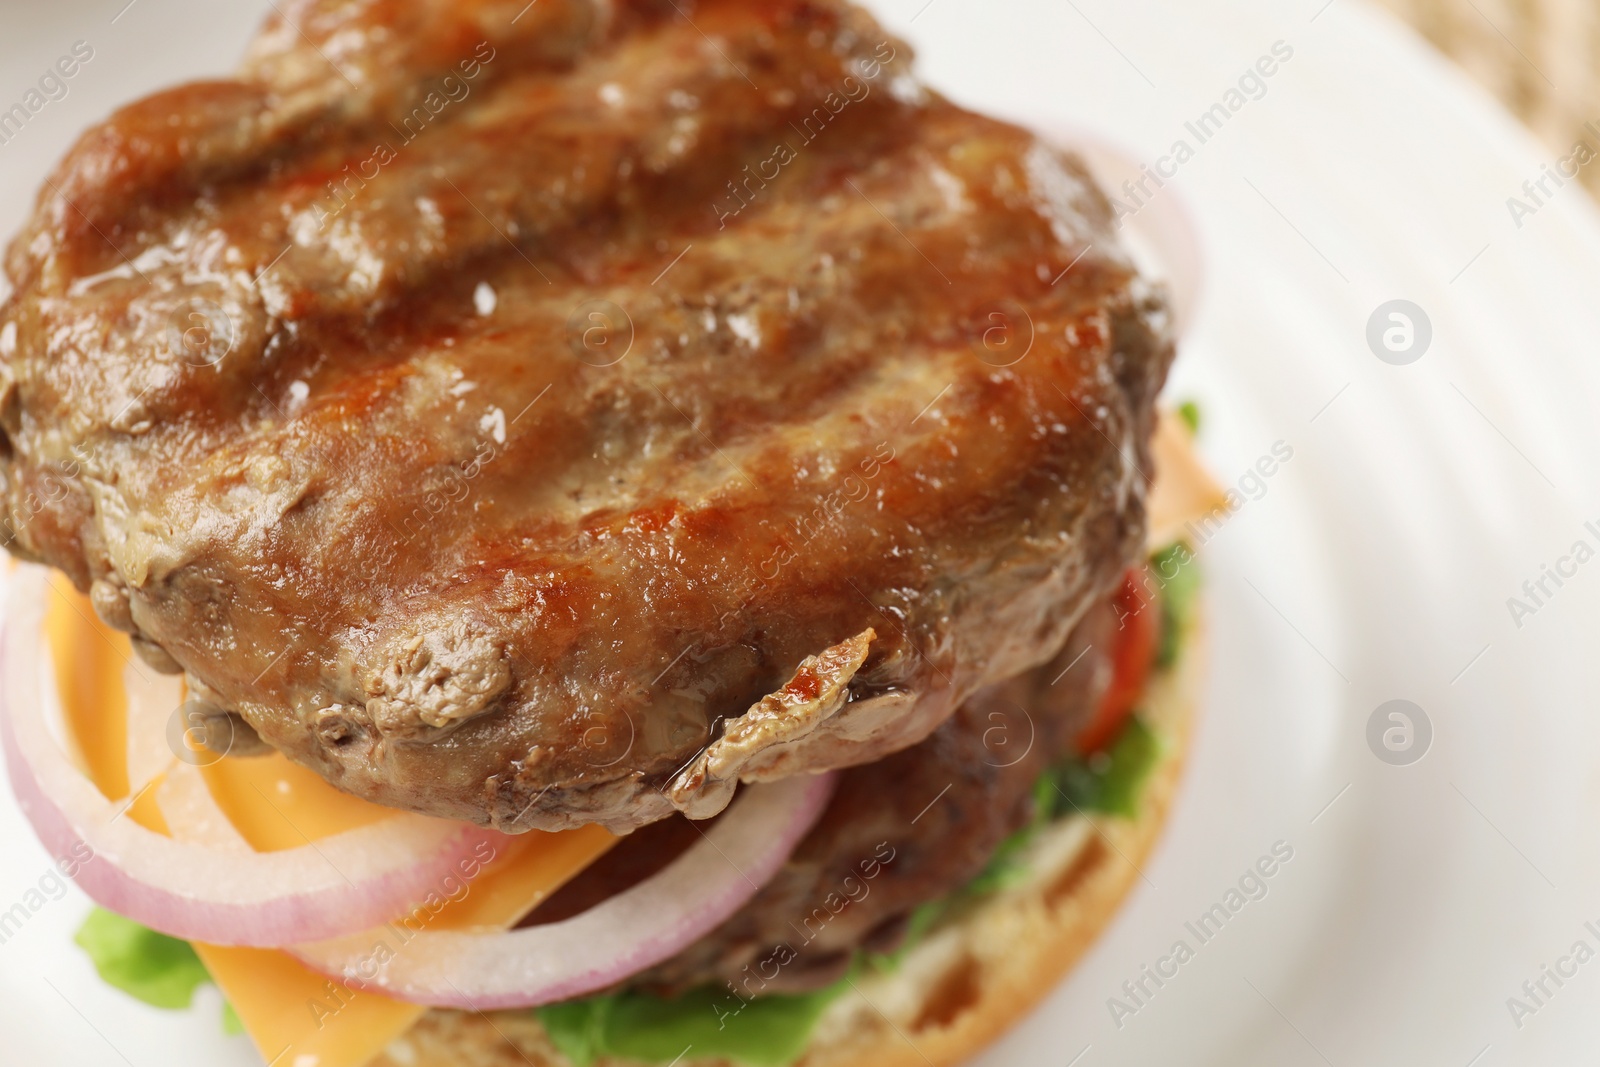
(3, 2), (1600, 1064)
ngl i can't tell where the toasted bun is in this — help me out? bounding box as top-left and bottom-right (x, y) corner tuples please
(370, 614), (1202, 1067)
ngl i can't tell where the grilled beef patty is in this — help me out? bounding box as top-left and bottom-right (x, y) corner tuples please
(0, 0), (1171, 832)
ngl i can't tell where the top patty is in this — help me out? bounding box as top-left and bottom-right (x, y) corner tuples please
(0, 0), (1172, 833)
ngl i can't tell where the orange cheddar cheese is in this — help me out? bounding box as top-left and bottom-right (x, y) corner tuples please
(44, 581), (615, 1067)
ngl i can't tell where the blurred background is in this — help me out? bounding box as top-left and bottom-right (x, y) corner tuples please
(1382, 0), (1600, 178)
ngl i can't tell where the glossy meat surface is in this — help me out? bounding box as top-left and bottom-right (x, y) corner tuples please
(0, 0), (1172, 832)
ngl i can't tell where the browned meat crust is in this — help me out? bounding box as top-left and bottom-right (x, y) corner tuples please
(0, 0), (1172, 832)
(524, 597), (1118, 994)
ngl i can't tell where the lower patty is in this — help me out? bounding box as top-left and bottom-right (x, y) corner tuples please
(521, 589), (1128, 995)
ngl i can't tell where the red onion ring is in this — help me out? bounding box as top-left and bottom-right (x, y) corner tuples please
(289, 770), (836, 1009)
(1, 565), (507, 947)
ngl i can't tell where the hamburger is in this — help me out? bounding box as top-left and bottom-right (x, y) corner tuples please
(0, 1), (1224, 1064)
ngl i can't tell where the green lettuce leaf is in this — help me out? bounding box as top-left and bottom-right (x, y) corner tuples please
(1177, 399), (1202, 435)
(539, 982), (844, 1067)
(1049, 715), (1160, 819)
(963, 774), (1058, 897)
(74, 908), (211, 1010)
(75, 908), (241, 1035)
(1151, 542), (1202, 669)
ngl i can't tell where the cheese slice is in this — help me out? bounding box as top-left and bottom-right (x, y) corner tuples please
(201, 753), (392, 851)
(194, 821), (613, 1067)
(44, 581), (616, 1067)
(45, 571), (131, 799)
(197, 946), (425, 1067)
(1147, 410), (1229, 548)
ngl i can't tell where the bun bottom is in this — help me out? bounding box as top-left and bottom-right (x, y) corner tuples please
(372, 615), (1202, 1067)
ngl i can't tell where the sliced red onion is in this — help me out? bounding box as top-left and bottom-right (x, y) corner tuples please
(124, 663), (183, 798)
(289, 771), (836, 1009)
(1, 565), (507, 947)
(156, 763), (253, 853)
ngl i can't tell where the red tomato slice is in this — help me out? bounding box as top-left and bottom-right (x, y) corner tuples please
(1075, 568), (1160, 754)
